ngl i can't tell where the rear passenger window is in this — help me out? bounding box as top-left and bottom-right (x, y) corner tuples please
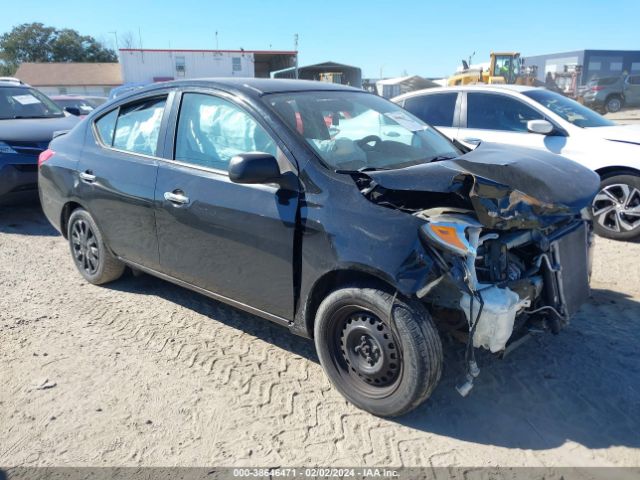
(175, 93), (276, 171)
(94, 109), (118, 146)
(403, 93), (457, 127)
(112, 97), (167, 156)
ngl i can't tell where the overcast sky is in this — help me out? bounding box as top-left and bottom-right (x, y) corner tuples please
(2, 0), (639, 78)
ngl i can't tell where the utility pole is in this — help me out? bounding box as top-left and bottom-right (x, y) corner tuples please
(294, 33), (299, 79)
(109, 31), (119, 59)
(215, 31), (219, 50)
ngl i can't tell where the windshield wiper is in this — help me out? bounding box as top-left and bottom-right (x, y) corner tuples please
(426, 155), (457, 163)
(12, 115), (63, 119)
(335, 166), (390, 174)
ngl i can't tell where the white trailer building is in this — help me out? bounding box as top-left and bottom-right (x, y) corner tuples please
(119, 48), (297, 84)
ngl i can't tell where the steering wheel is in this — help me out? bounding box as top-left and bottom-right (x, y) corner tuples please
(357, 135), (382, 151)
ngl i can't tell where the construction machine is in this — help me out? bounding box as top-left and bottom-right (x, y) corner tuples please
(448, 52), (538, 86)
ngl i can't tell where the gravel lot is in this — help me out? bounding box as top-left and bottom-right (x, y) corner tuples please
(1, 203), (639, 469)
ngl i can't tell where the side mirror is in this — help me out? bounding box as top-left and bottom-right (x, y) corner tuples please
(229, 152), (285, 185)
(527, 119), (554, 135)
(64, 106), (82, 116)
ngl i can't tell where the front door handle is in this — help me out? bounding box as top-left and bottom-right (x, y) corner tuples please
(79, 170), (96, 183)
(164, 190), (190, 205)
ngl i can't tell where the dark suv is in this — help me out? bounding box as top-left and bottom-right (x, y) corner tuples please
(0, 82), (79, 204)
(39, 79), (598, 416)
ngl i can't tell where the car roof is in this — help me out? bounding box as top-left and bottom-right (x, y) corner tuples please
(134, 78), (363, 97)
(393, 84), (541, 101)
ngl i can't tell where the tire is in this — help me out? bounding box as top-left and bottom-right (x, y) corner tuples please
(314, 285), (442, 417)
(67, 208), (125, 284)
(592, 174), (640, 240)
(605, 95), (623, 113)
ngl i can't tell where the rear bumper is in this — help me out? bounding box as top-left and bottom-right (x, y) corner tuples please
(0, 161), (39, 203)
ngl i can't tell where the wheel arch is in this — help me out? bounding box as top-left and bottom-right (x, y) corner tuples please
(595, 165), (640, 180)
(298, 266), (402, 339)
(60, 200), (86, 239)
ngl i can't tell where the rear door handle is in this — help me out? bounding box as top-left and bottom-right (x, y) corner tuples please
(164, 190), (190, 205)
(79, 170), (96, 183)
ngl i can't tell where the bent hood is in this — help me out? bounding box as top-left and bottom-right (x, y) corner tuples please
(367, 143), (600, 229)
(587, 124), (640, 145)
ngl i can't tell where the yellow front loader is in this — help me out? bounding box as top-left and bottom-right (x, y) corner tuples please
(448, 52), (538, 86)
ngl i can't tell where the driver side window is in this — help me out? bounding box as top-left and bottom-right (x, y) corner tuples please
(467, 93), (543, 132)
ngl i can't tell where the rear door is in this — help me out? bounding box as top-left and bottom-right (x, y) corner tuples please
(154, 90), (299, 321)
(78, 92), (173, 269)
(400, 92), (460, 140)
(459, 91), (567, 153)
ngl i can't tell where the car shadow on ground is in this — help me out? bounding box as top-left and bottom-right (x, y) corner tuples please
(111, 270), (640, 451)
(398, 288), (640, 451)
(0, 204), (59, 237)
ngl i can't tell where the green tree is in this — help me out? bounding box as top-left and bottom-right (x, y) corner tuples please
(0, 22), (117, 75)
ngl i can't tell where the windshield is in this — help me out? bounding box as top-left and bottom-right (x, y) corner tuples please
(0, 87), (65, 120)
(523, 89), (615, 128)
(265, 91), (460, 171)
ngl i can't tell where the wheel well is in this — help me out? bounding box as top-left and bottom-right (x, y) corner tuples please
(60, 201), (83, 239)
(595, 166), (640, 180)
(303, 269), (396, 338)
(605, 93), (624, 103)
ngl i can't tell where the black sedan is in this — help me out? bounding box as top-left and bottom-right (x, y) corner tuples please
(39, 79), (599, 416)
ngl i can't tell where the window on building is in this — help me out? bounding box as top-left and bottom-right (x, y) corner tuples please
(232, 57), (242, 72)
(59, 87), (67, 94)
(631, 62), (640, 73)
(610, 62), (623, 72)
(176, 56), (186, 77)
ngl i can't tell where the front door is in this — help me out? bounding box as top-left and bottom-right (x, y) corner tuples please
(460, 92), (568, 154)
(77, 93), (171, 269)
(154, 91), (299, 320)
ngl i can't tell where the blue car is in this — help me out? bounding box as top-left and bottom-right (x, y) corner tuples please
(0, 81), (79, 204)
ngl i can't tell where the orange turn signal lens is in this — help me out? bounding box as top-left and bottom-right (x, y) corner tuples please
(428, 225), (467, 252)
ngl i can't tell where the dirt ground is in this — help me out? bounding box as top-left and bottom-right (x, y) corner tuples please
(0, 203), (639, 469)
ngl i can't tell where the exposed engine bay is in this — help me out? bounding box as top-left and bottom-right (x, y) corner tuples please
(347, 144), (598, 396)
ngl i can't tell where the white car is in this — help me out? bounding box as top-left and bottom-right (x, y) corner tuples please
(393, 85), (640, 240)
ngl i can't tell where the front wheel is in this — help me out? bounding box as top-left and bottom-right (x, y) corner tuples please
(592, 174), (640, 240)
(67, 208), (125, 284)
(605, 96), (623, 113)
(314, 285), (442, 417)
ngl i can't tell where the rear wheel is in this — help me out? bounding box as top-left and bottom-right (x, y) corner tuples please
(314, 285), (442, 417)
(605, 95), (623, 113)
(67, 208), (125, 284)
(592, 174), (640, 240)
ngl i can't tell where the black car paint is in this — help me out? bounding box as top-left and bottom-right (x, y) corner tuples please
(39, 79), (597, 339)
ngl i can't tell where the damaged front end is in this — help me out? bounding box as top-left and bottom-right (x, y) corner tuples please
(354, 144), (600, 396)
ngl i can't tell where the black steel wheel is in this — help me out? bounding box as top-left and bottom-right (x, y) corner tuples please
(67, 208), (125, 284)
(315, 285), (442, 417)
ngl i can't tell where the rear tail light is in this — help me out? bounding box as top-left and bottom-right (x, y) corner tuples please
(38, 149), (55, 167)
(590, 86), (604, 91)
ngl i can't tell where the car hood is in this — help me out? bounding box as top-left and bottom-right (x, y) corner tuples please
(367, 142), (600, 229)
(0, 115), (80, 143)
(586, 124), (640, 145)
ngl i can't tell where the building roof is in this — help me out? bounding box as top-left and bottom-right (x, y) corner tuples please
(119, 48), (297, 55)
(14, 63), (122, 87)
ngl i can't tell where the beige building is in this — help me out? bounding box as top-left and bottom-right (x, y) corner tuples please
(14, 62), (122, 96)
